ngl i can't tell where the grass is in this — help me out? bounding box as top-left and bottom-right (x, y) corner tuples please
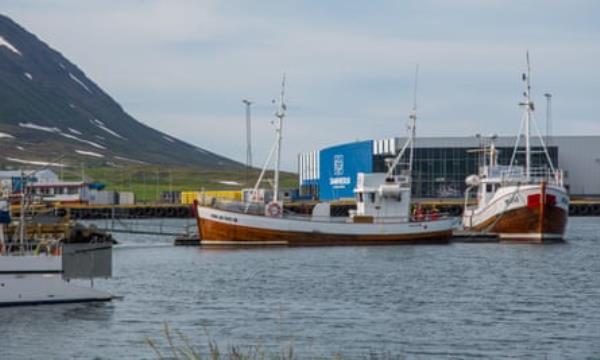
(60, 165), (298, 203)
(146, 323), (404, 360)
(146, 323), (295, 360)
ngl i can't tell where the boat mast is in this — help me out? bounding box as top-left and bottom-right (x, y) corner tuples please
(386, 66), (419, 179)
(523, 51), (533, 182)
(408, 65), (419, 176)
(19, 170), (25, 255)
(273, 74), (286, 203)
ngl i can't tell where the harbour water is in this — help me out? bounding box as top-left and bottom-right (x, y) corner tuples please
(2, 217), (600, 359)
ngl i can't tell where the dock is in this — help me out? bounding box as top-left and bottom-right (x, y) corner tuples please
(6, 197), (596, 222)
(74, 199), (600, 220)
(53, 204), (193, 220)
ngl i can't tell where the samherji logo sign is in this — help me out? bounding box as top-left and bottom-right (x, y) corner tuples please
(333, 154), (344, 176)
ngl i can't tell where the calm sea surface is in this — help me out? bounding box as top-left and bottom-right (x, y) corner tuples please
(1, 217), (600, 359)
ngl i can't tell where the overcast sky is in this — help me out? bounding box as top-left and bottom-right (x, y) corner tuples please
(3, 0), (599, 170)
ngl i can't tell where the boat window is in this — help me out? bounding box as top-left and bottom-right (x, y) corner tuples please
(358, 193), (363, 203)
(369, 193), (376, 203)
(486, 184), (493, 192)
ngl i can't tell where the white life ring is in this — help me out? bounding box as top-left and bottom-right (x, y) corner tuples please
(266, 202), (283, 217)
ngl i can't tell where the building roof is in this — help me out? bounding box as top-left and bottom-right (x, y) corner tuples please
(0, 169), (59, 182)
(384, 136), (600, 148)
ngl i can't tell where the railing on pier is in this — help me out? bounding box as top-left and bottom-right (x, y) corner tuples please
(94, 217), (197, 237)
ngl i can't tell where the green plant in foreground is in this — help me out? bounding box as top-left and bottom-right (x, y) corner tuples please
(146, 323), (296, 360)
(146, 323), (405, 360)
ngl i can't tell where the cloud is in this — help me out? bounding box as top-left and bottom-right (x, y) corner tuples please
(2, 0), (600, 170)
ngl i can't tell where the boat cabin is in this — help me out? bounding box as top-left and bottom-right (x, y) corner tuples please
(351, 173), (412, 222)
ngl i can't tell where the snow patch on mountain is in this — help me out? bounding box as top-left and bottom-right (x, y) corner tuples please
(19, 122), (60, 133)
(163, 135), (175, 143)
(0, 35), (21, 55)
(19, 122), (105, 149)
(68, 128), (82, 135)
(60, 133), (105, 149)
(24, 72), (32, 80)
(218, 180), (241, 186)
(6, 157), (65, 167)
(0, 132), (14, 139)
(75, 150), (104, 158)
(69, 72), (92, 93)
(90, 118), (126, 139)
(114, 156), (147, 165)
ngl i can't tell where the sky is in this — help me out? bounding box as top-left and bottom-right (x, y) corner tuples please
(2, 0), (600, 170)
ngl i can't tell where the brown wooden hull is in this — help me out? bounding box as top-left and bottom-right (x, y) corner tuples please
(468, 205), (567, 243)
(198, 217), (452, 246)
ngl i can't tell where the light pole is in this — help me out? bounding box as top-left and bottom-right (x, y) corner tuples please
(596, 158), (600, 195)
(155, 168), (159, 203)
(242, 99), (253, 185)
(475, 133), (482, 168)
(544, 93), (552, 147)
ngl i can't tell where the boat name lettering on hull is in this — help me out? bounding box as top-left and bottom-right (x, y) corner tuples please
(210, 214), (238, 223)
(504, 195), (521, 207)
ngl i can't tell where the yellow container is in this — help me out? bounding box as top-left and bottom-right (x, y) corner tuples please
(180, 190), (241, 204)
(180, 191), (201, 205)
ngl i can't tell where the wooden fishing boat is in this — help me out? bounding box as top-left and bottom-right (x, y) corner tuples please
(197, 74), (456, 246)
(462, 53), (569, 242)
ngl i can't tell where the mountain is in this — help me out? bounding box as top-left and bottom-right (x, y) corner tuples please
(0, 14), (243, 170)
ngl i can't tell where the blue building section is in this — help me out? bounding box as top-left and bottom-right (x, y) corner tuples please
(318, 140), (373, 200)
(299, 179), (319, 200)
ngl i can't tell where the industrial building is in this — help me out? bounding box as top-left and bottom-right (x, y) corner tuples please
(298, 136), (600, 200)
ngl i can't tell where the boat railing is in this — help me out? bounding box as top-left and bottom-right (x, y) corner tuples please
(203, 197), (455, 224)
(499, 167), (564, 186)
(204, 198), (266, 215)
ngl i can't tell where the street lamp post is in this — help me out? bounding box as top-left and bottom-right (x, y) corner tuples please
(596, 158), (600, 195)
(544, 93), (552, 147)
(242, 99), (253, 185)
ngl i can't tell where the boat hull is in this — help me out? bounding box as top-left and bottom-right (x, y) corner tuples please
(0, 256), (113, 307)
(463, 183), (568, 242)
(467, 205), (567, 242)
(0, 273), (113, 307)
(198, 206), (454, 246)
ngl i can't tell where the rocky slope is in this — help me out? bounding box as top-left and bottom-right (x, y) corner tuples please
(0, 14), (242, 170)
